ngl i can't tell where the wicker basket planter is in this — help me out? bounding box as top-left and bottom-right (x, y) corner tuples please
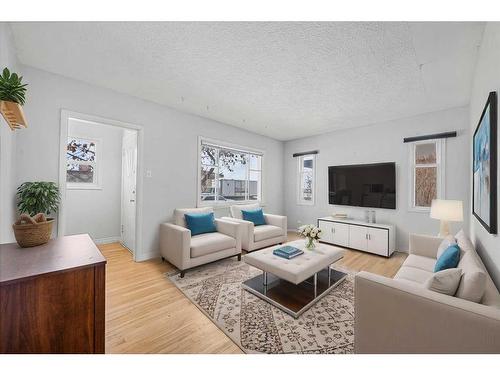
(12, 214), (54, 248)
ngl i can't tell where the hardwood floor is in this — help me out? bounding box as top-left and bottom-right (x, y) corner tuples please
(101, 242), (240, 353)
(99, 233), (406, 354)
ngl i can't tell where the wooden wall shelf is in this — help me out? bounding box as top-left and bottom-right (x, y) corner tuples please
(0, 100), (27, 130)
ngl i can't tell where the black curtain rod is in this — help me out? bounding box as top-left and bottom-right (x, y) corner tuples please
(403, 131), (457, 143)
(292, 150), (319, 157)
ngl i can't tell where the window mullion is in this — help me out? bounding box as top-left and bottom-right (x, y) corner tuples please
(415, 164), (437, 168)
(70, 160), (95, 166)
(413, 165), (417, 207)
(245, 153), (249, 201)
(298, 157), (302, 203)
(215, 147), (220, 202)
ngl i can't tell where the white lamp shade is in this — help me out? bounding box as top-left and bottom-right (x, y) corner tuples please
(430, 199), (463, 222)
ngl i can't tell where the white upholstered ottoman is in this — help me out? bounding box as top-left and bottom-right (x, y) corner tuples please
(243, 240), (346, 318)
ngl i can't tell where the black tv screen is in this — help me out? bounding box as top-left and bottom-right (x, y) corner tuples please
(328, 162), (396, 209)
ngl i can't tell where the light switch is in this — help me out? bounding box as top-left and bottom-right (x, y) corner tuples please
(146, 170), (152, 178)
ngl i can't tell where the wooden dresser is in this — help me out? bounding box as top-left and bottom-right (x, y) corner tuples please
(0, 234), (106, 353)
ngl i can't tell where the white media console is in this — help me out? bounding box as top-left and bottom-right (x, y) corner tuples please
(317, 217), (395, 257)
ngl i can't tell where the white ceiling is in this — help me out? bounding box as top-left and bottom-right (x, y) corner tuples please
(10, 22), (485, 141)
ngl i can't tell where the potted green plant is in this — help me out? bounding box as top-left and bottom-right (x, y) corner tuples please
(0, 67), (28, 130)
(13, 182), (60, 247)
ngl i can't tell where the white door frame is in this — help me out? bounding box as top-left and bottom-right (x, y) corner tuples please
(58, 109), (144, 262)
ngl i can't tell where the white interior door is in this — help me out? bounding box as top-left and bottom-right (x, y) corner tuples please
(121, 129), (137, 253)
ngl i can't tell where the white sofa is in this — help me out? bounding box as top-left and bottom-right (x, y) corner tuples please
(355, 230), (500, 353)
(160, 207), (242, 277)
(222, 203), (287, 252)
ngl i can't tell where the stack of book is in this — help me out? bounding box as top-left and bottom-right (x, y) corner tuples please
(273, 246), (304, 259)
(332, 213), (348, 219)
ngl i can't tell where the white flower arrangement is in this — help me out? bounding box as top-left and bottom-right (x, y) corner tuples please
(298, 224), (322, 240)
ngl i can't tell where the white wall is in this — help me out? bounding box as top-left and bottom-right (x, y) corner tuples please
(469, 22), (500, 287)
(284, 106), (470, 251)
(8, 26), (478, 264)
(65, 119), (123, 241)
(15, 65), (285, 260)
(0, 23), (19, 243)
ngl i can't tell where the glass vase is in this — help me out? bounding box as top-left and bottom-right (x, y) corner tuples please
(305, 237), (316, 250)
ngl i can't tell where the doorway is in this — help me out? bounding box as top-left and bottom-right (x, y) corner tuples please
(58, 110), (143, 261)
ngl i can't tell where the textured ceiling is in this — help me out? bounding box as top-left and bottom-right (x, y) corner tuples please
(10, 22), (484, 140)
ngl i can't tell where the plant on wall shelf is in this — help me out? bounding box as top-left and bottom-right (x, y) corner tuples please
(0, 67), (28, 130)
(0, 68), (28, 105)
(16, 182), (60, 217)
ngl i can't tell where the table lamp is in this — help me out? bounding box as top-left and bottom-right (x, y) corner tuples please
(430, 199), (463, 237)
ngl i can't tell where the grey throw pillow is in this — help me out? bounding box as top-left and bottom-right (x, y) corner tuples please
(424, 268), (462, 296)
(455, 250), (487, 302)
(455, 270), (487, 302)
(437, 234), (457, 259)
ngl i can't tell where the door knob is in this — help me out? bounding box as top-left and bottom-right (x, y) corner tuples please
(130, 199), (135, 203)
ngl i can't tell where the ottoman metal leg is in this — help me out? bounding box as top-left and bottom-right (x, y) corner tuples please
(242, 262), (347, 318)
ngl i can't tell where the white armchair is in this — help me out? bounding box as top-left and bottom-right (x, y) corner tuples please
(160, 207), (242, 277)
(222, 204), (287, 252)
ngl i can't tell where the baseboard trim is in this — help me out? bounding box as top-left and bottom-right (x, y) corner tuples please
(93, 236), (122, 245)
(136, 249), (160, 262)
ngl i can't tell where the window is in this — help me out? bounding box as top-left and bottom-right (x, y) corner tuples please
(409, 139), (445, 211)
(198, 138), (263, 206)
(66, 136), (101, 189)
(297, 154), (315, 205)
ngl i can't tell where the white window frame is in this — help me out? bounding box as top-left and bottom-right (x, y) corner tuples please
(66, 135), (103, 190)
(408, 139), (446, 212)
(297, 154), (316, 206)
(197, 136), (264, 208)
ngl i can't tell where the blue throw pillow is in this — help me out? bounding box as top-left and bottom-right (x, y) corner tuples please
(184, 212), (216, 236)
(241, 208), (266, 226)
(434, 244), (460, 272)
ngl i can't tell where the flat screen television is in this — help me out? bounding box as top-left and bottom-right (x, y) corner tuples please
(328, 162), (396, 209)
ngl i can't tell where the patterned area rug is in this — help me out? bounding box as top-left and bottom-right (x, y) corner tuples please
(167, 257), (355, 354)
